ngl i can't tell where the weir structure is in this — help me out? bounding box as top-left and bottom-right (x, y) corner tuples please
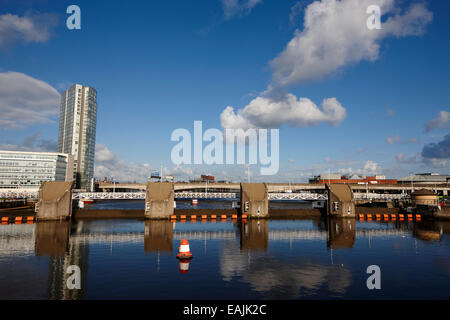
(34, 181), (367, 220)
(36, 181), (74, 220)
(144, 182), (174, 219)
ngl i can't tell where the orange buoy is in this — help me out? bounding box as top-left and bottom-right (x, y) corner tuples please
(391, 214), (397, 220)
(383, 214), (389, 220)
(191, 215), (197, 221)
(232, 214), (238, 219)
(1, 217), (8, 223)
(241, 214), (247, 219)
(375, 214), (381, 220)
(221, 214), (227, 219)
(15, 216), (22, 224)
(399, 214), (405, 220)
(416, 214), (421, 221)
(211, 214), (217, 220)
(358, 214), (364, 220)
(176, 239), (193, 260)
(367, 214), (372, 220)
(407, 214), (413, 220)
(201, 215), (207, 219)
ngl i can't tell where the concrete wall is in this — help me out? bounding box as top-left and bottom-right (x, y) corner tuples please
(326, 184), (356, 218)
(145, 182), (174, 219)
(65, 154), (74, 182)
(240, 183), (269, 218)
(36, 181), (74, 220)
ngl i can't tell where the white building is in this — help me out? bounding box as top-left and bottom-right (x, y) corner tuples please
(0, 150), (73, 189)
(58, 84), (97, 189)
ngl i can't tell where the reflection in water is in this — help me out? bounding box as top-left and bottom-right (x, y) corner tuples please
(35, 221), (88, 300)
(240, 220), (268, 251)
(178, 259), (191, 274)
(35, 221), (69, 256)
(0, 216), (450, 299)
(144, 220), (173, 253)
(221, 240), (351, 298)
(413, 221), (443, 242)
(327, 218), (356, 249)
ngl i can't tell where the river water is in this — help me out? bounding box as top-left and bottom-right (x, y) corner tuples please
(0, 200), (449, 300)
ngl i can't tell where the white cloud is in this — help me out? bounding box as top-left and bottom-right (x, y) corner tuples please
(94, 144), (196, 182)
(422, 158), (448, 168)
(164, 165), (195, 178)
(220, 0), (432, 131)
(0, 13), (57, 50)
(338, 160), (381, 176)
(220, 93), (346, 129)
(395, 153), (420, 164)
(386, 135), (418, 144)
(221, 0), (262, 19)
(425, 110), (450, 132)
(0, 71), (60, 129)
(270, 0), (432, 87)
(363, 160), (380, 173)
(94, 144), (151, 182)
(394, 151), (449, 170)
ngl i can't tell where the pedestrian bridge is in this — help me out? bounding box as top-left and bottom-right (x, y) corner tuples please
(72, 191), (408, 201)
(1, 190), (409, 201)
(71, 191), (330, 201)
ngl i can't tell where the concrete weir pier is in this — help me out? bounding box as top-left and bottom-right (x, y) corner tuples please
(145, 182), (174, 219)
(36, 181), (74, 220)
(326, 184), (356, 218)
(240, 183), (269, 218)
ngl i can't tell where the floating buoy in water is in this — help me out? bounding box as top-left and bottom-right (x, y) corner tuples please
(192, 199), (198, 205)
(176, 239), (193, 260)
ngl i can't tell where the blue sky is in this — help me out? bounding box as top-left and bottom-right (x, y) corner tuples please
(0, 0), (449, 182)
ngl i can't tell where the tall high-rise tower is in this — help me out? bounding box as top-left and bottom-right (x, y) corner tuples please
(58, 84), (97, 189)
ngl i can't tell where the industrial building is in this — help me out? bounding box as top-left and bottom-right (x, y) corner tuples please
(0, 150), (73, 189)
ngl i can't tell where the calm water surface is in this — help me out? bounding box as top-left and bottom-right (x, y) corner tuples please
(0, 202), (449, 299)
